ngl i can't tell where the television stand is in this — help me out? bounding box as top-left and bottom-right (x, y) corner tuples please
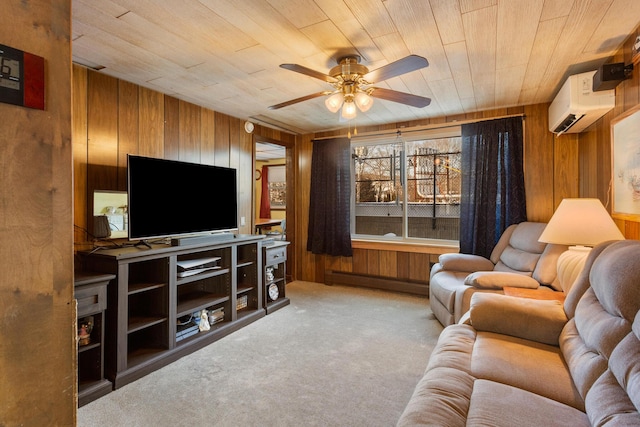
(134, 239), (152, 249)
(82, 235), (265, 390)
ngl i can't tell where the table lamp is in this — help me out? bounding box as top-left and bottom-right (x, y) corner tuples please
(538, 198), (625, 290)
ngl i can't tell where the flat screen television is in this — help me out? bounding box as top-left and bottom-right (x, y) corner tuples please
(127, 155), (238, 241)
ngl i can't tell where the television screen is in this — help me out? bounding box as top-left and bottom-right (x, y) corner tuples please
(127, 155), (238, 240)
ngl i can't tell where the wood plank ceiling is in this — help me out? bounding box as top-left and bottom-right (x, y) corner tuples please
(72, 0), (640, 134)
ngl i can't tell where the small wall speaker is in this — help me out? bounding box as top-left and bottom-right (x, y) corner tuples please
(593, 62), (633, 91)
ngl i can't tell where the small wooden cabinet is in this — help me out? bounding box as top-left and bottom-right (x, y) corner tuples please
(262, 241), (290, 314)
(74, 271), (114, 406)
(82, 235), (264, 389)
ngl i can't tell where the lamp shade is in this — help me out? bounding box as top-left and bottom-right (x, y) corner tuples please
(538, 198), (624, 246)
(354, 91), (373, 112)
(341, 100), (357, 120)
(325, 92), (344, 113)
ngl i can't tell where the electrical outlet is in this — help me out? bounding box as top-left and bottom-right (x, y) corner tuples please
(240, 216), (246, 226)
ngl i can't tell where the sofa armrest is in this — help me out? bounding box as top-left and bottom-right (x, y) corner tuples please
(464, 271), (540, 290)
(469, 293), (567, 345)
(438, 253), (494, 273)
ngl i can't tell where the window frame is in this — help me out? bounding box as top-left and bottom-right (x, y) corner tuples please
(350, 125), (462, 245)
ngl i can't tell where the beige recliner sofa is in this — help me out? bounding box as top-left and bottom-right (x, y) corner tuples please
(398, 239), (640, 426)
(429, 221), (566, 326)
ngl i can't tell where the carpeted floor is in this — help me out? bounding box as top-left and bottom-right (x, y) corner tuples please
(77, 281), (443, 427)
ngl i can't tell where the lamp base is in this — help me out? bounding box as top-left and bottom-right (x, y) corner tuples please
(557, 246), (591, 292)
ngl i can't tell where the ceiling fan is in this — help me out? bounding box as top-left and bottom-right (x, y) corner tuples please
(268, 54), (431, 120)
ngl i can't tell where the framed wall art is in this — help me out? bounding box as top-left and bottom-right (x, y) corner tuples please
(267, 165), (286, 209)
(611, 104), (640, 220)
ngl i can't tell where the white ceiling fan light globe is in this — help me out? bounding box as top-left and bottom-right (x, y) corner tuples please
(354, 91), (373, 112)
(325, 92), (344, 113)
(341, 100), (357, 120)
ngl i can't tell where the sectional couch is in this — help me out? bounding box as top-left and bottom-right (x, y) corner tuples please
(398, 239), (640, 426)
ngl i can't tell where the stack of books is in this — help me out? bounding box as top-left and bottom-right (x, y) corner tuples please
(176, 321), (199, 342)
(208, 307), (224, 325)
(237, 295), (248, 310)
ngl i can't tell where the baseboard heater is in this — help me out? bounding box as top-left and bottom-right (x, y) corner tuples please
(324, 270), (429, 296)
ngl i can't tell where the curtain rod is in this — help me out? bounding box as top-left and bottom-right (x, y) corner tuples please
(312, 113), (526, 141)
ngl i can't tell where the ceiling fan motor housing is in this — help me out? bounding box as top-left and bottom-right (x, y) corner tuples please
(330, 55), (369, 82)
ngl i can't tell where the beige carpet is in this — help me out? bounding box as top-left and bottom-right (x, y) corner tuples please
(77, 281), (443, 427)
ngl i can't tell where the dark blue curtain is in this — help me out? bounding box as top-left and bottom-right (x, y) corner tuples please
(307, 137), (353, 257)
(460, 117), (527, 258)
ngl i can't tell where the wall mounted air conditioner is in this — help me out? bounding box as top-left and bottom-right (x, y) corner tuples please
(548, 70), (615, 135)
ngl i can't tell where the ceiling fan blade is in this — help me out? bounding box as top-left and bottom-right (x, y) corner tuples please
(363, 55), (429, 83)
(370, 87), (431, 108)
(268, 92), (328, 110)
(280, 64), (337, 83)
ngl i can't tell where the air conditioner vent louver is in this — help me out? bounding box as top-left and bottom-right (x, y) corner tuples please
(553, 114), (584, 135)
(548, 71), (614, 135)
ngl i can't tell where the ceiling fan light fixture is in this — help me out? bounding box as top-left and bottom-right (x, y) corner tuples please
(325, 92), (344, 113)
(341, 100), (357, 120)
(354, 91), (373, 112)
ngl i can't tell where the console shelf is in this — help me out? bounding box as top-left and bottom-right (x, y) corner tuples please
(83, 235), (265, 390)
(74, 271), (115, 407)
(263, 241), (290, 314)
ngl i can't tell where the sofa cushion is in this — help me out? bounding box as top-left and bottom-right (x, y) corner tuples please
(466, 380), (589, 427)
(397, 325), (476, 427)
(396, 367), (473, 427)
(532, 243), (567, 290)
(470, 293), (567, 345)
(464, 271), (539, 289)
(493, 222), (547, 274)
(437, 252), (494, 272)
(471, 331), (584, 410)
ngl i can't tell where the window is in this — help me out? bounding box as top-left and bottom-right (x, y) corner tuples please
(351, 127), (461, 242)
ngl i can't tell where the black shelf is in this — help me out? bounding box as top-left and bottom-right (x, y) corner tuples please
(128, 281), (166, 295)
(176, 267), (229, 286)
(128, 315), (167, 334)
(176, 292), (228, 317)
(82, 235), (264, 392)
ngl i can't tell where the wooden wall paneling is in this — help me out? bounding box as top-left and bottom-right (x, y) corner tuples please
(523, 103), (555, 221)
(296, 134), (314, 280)
(577, 24), (640, 238)
(214, 112), (230, 167)
(326, 255), (346, 274)
(200, 108), (216, 165)
(2, 1), (74, 423)
(379, 250), (398, 278)
(73, 65), (89, 246)
(163, 96), (180, 160)
(366, 249), (380, 276)
(622, 29), (639, 111)
(595, 112), (612, 204)
(397, 252), (410, 280)
(230, 116), (252, 235)
(138, 87), (164, 158)
(408, 253), (430, 282)
(625, 220), (640, 240)
(228, 116), (241, 169)
(87, 71), (119, 238)
(578, 127), (598, 198)
(314, 253), (326, 283)
(553, 132), (579, 206)
(352, 248), (368, 274)
(178, 100), (201, 163)
(117, 80), (139, 190)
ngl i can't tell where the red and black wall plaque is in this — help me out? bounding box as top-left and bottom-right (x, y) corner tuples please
(0, 43), (45, 110)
